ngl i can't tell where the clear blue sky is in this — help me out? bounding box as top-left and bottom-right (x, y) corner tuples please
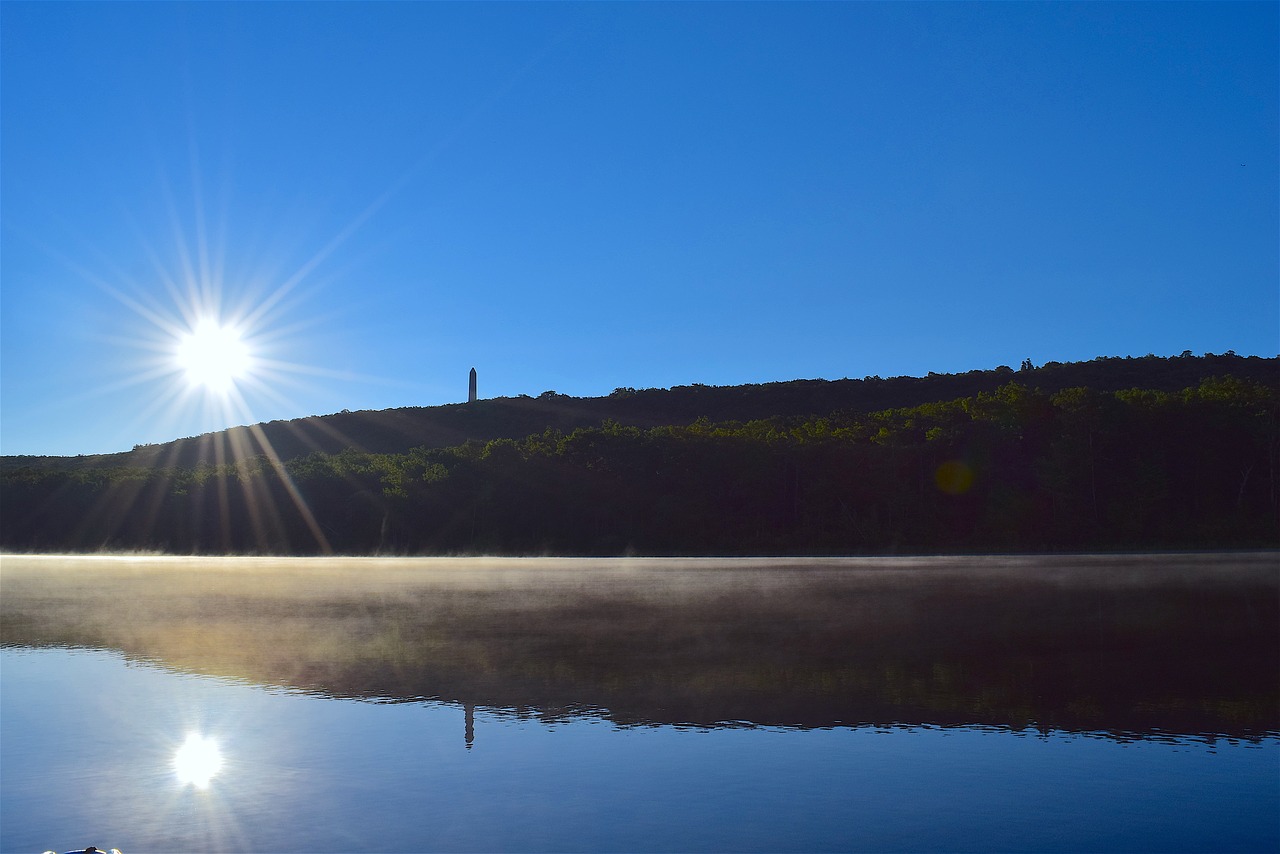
(2, 2), (1276, 457)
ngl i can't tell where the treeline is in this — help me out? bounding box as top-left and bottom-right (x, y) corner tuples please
(3, 377), (1276, 555)
(5, 352), (1274, 472)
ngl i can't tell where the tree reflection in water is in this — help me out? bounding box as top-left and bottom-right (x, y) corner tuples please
(1, 553), (1275, 742)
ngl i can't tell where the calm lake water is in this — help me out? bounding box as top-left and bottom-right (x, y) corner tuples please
(1, 553), (1276, 853)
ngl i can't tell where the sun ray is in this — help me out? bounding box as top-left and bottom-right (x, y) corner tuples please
(158, 169), (207, 318)
(130, 218), (205, 331)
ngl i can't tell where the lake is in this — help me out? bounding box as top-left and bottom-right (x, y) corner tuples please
(1, 553), (1276, 853)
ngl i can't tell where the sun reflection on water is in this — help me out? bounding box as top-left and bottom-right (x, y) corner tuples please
(174, 732), (224, 788)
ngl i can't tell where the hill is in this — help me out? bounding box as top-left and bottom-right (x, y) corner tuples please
(5, 352), (1275, 471)
(2, 351), (1276, 556)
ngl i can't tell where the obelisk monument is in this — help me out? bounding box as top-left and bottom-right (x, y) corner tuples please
(468, 367), (477, 403)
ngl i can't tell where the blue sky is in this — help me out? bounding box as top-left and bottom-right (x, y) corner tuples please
(2, 2), (1276, 457)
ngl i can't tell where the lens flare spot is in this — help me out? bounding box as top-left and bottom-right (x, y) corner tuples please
(935, 460), (974, 495)
(174, 732), (223, 788)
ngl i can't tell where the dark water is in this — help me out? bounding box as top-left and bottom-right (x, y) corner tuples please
(1, 553), (1276, 852)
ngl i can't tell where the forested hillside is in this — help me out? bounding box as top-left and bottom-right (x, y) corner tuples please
(3, 360), (1276, 555)
(4, 352), (1273, 471)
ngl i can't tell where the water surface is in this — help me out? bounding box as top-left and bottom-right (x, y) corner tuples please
(2, 553), (1276, 852)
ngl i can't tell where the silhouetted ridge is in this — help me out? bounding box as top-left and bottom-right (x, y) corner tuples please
(6, 352), (1274, 470)
(2, 350), (1276, 555)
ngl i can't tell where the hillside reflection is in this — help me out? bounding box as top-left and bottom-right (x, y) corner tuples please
(2, 554), (1275, 740)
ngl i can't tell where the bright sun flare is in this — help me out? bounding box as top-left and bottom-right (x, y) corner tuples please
(174, 732), (224, 788)
(176, 319), (251, 392)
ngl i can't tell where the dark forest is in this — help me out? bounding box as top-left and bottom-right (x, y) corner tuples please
(2, 354), (1276, 555)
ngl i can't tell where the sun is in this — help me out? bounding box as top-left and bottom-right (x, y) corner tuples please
(175, 318), (252, 393)
(174, 732), (224, 788)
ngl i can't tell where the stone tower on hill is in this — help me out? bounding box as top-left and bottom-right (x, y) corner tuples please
(468, 367), (477, 403)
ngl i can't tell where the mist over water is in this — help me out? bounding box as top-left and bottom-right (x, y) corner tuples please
(2, 553), (1276, 852)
